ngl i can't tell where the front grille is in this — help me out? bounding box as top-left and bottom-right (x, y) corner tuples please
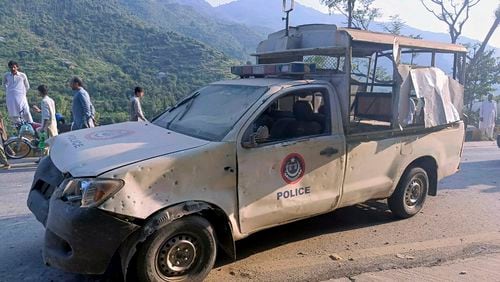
(33, 180), (56, 200)
(28, 157), (66, 225)
(30, 156), (65, 200)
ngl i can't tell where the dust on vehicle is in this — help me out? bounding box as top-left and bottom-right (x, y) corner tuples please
(27, 23), (466, 281)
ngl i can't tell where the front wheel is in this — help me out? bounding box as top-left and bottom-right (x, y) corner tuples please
(388, 167), (429, 219)
(4, 138), (32, 159)
(135, 215), (217, 282)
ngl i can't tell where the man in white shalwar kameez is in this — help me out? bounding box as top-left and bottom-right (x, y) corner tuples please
(2, 61), (33, 124)
(479, 94), (497, 140)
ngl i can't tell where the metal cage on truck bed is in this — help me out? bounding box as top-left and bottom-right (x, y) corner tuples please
(252, 24), (467, 134)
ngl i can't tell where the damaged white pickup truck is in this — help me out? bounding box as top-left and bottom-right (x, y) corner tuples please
(27, 24), (466, 281)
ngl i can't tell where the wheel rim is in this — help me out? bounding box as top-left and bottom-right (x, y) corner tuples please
(404, 173), (426, 207)
(157, 234), (199, 278)
(5, 140), (31, 159)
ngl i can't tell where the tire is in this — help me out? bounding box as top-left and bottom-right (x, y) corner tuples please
(388, 167), (429, 219)
(135, 215), (217, 282)
(4, 139), (32, 159)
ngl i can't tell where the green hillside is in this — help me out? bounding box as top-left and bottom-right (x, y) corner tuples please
(0, 0), (235, 127)
(117, 0), (265, 61)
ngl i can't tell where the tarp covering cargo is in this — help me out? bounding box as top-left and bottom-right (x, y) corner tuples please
(410, 68), (462, 127)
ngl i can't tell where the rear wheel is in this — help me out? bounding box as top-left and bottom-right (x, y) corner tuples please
(388, 167), (429, 219)
(4, 138), (31, 159)
(135, 215), (217, 282)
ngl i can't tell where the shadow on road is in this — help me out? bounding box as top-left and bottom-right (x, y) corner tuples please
(216, 200), (394, 266)
(439, 159), (499, 191)
(0, 214), (107, 282)
(0, 167), (37, 174)
(481, 186), (500, 193)
(0, 214), (33, 222)
(0, 159), (38, 174)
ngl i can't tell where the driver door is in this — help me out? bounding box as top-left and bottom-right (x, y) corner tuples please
(236, 86), (346, 234)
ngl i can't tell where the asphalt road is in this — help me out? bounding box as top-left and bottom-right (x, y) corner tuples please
(0, 142), (499, 281)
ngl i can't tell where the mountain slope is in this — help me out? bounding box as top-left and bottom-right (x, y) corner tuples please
(0, 0), (235, 124)
(215, 0), (342, 31)
(215, 0), (497, 52)
(117, 0), (267, 60)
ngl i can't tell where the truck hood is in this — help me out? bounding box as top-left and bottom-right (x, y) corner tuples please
(50, 122), (210, 177)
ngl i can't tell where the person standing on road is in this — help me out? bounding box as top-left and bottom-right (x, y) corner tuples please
(2, 61), (33, 125)
(0, 112), (11, 169)
(129, 86), (147, 122)
(32, 85), (58, 163)
(479, 94), (497, 140)
(69, 77), (95, 130)
(33, 85), (58, 138)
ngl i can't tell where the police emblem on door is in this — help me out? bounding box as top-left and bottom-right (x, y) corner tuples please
(281, 153), (305, 184)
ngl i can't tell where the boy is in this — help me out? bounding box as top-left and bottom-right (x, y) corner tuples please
(129, 86), (147, 122)
(33, 85), (58, 162)
(34, 85), (58, 138)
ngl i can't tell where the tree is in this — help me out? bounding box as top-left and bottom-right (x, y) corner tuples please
(321, 0), (381, 30)
(382, 15), (405, 35)
(381, 15), (423, 65)
(381, 15), (423, 40)
(468, 4), (499, 66)
(420, 0), (481, 43)
(420, 0), (499, 117)
(465, 48), (500, 110)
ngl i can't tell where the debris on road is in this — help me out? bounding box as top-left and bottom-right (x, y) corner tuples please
(329, 254), (343, 261)
(396, 253), (415, 260)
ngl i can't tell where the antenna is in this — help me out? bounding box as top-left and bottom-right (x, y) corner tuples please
(282, 0), (294, 36)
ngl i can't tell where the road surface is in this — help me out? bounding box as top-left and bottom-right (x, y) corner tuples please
(0, 141), (498, 281)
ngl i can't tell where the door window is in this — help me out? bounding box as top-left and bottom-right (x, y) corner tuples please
(248, 89), (331, 145)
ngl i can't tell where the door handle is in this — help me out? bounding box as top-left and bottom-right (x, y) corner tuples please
(320, 147), (339, 157)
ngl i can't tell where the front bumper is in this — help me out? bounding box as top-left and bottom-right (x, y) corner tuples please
(27, 157), (140, 274)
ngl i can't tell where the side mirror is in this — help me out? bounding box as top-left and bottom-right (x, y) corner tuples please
(242, 126), (269, 148)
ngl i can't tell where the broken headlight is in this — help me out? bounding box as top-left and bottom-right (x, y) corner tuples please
(61, 178), (124, 208)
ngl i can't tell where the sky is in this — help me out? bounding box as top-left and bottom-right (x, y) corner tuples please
(206, 0), (500, 48)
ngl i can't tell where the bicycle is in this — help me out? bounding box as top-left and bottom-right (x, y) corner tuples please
(3, 112), (41, 159)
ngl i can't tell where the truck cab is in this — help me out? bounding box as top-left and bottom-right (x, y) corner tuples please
(27, 24), (466, 281)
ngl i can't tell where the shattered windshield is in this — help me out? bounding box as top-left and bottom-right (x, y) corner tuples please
(153, 84), (268, 141)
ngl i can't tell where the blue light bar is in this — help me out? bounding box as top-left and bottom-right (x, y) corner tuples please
(231, 62), (316, 77)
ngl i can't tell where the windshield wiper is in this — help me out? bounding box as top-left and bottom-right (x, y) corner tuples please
(168, 92), (200, 112)
(166, 92), (200, 129)
(177, 94), (198, 121)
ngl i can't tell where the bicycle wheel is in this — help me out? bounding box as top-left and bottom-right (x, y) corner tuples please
(4, 139), (32, 159)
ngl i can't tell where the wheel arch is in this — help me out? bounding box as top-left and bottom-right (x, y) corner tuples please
(399, 156), (438, 196)
(117, 200), (235, 280)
